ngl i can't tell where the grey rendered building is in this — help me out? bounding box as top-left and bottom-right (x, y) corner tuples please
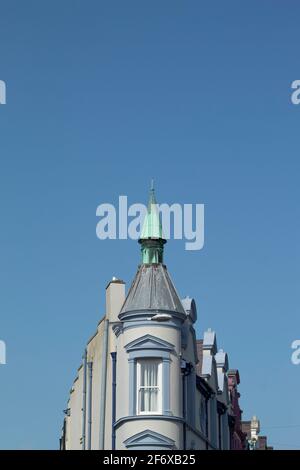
(61, 189), (236, 450)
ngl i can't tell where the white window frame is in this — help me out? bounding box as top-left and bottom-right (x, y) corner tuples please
(136, 359), (162, 415)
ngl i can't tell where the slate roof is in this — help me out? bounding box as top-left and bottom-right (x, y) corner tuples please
(119, 263), (186, 315)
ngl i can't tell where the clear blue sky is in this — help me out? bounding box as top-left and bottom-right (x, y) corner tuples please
(0, 1), (299, 450)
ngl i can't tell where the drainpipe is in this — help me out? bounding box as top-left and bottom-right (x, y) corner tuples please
(182, 373), (187, 450)
(181, 360), (192, 450)
(205, 397), (209, 450)
(111, 352), (117, 450)
(87, 361), (93, 450)
(99, 319), (109, 449)
(81, 348), (87, 450)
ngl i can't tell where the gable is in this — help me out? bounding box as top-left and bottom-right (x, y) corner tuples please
(124, 430), (175, 449)
(125, 334), (174, 353)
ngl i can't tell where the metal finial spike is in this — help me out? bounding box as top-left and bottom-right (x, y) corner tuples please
(150, 178), (154, 191)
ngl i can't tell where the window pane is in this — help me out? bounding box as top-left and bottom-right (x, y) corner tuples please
(140, 360), (158, 387)
(139, 387), (158, 412)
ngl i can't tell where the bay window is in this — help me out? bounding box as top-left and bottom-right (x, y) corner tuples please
(125, 334), (173, 417)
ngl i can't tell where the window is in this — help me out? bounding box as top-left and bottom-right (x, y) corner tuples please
(200, 397), (207, 436)
(200, 397), (208, 436)
(125, 335), (173, 416)
(218, 412), (222, 449)
(137, 359), (162, 414)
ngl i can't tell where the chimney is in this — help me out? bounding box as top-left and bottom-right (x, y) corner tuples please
(105, 277), (125, 323)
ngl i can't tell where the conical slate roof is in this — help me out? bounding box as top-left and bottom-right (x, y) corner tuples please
(119, 263), (186, 316)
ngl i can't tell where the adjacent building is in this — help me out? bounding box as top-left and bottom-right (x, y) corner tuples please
(242, 417), (273, 450)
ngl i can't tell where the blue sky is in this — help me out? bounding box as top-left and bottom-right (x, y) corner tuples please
(0, 1), (299, 449)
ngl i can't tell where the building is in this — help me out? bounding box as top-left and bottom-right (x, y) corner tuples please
(60, 187), (269, 450)
(242, 417), (273, 450)
(227, 369), (247, 449)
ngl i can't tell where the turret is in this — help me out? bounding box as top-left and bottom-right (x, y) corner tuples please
(115, 184), (187, 450)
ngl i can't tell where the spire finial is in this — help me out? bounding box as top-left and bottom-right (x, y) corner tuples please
(139, 182), (166, 264)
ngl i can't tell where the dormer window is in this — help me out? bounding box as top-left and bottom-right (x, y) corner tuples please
(137, 359), (162, 414)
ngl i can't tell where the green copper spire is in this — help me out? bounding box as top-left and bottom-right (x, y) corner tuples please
(140, 179), (163, 239)
(139, 181), (166, 264)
